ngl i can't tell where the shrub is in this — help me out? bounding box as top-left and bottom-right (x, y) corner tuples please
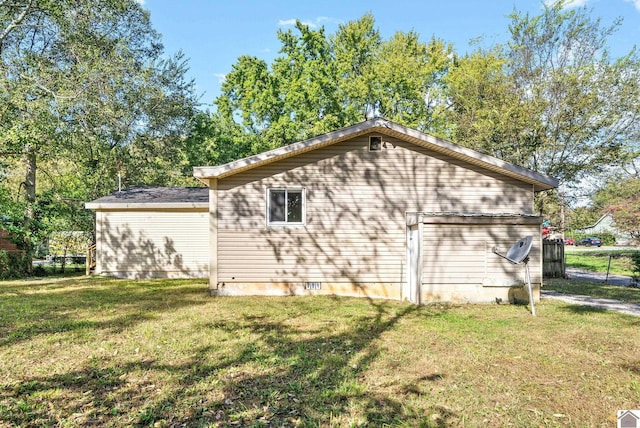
(32, 264), (47, 277)
(631, 252), (640, 286)
(0, 250), (30, 279)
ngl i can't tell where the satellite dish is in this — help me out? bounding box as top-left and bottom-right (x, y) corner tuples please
(505, 236), (534, 264)
(493, 236), (536, 316)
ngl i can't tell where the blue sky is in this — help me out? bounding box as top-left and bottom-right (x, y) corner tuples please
(140, 0), (640, 109)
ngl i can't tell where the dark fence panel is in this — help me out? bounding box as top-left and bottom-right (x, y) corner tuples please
(543, 239), (565, 278)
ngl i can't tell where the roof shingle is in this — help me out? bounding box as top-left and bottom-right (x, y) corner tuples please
(86, 186), (208, 207)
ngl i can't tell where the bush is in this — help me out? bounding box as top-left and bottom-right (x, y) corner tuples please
(631, 252), (640, 283)
(32, 264), (47, 277)
(0, 250), (30, 279)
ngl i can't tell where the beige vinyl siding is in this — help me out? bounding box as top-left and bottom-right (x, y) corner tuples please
(421, 223), (541, 301)
(216, 134), (535, 285)
(95, 209), (209, 278)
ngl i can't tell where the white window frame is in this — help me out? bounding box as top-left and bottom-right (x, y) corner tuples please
(266, 188), (306, 227)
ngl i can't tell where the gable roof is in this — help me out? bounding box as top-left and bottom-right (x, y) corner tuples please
(582, 212), (612, 230)
(193, 118), (559, 192)
(85, 186), (208, 210)
(619, 410), (640, 426)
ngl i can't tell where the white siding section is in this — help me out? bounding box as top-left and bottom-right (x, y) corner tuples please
(95, 210), (209, 278)
(216, 135), (535, 286)
(421, 223), (541, 302)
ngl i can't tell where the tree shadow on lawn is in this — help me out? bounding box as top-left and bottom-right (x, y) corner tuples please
(2, 298), (457, 426)
(558, 304), (640, 323)
(0, 278), (209, 348)
(139, 299), (458, 426)
(560, 304), (609, 315)
(621, 361), (640, 376)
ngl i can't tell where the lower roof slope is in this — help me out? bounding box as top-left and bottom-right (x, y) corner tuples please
(85, 186), (208, 210)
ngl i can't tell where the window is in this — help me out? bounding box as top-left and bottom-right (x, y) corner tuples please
(369, 136), (382, 151)
(267, 188), (304, 225)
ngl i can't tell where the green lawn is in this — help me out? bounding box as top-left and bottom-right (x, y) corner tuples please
(1, 276), (639, 427)
(545, 278), (640, 304)
(565, 248), (639, 277)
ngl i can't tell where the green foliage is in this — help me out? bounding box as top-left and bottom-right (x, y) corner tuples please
(375, 32), (452, 132)
(502, 3), (639, 182)
(567, 206), (602, 231)
(331, 13), (382, 124)
(445, 48), (534, 166)
(0, 250), (29, 279)
(216, 14), (453, 152)
(0, 187), (27, 247)
(48, 231), (92, 257)
(631, 252), (640, 280)
(32, 264), (47, 277)
(183, 112), (260, 168)
(0, 0), (197, 262)
(446, 2), (640, 186)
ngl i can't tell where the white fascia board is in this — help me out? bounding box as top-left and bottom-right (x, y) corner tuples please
(84, 202), (209, 210)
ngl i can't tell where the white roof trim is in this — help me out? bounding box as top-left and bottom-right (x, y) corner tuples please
(193, 118), (558, 191)
(85, 202), (208, 210)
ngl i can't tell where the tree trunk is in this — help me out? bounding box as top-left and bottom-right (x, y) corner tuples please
(23, 148), (36, 273)
(559, 184), (565, 239)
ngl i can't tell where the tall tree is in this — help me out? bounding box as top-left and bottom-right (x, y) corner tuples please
(508, 2), (640, 183)
(445, 48), (537, 167)
(331, 13), (381, 123)
(183, 111), (261, 170)
(447, 1), (640, 187)
(591, 176), (640, 241)
(0, 0), (196, 266)
(216, 14), (453, 150)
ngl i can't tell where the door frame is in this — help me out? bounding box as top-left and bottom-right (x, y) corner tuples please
(406, 213), (423, 304)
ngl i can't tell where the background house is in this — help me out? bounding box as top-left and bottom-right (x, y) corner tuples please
(578, 212), (633, 245)
(0, 228), (21, 254)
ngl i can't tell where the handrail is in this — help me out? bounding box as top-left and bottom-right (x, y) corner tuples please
(86, 244), (97, 275)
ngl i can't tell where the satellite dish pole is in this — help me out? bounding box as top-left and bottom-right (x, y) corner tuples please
(493, 236), (536, 316)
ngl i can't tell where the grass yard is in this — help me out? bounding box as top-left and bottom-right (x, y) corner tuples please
(565, 248), (639, 277)
(545, 278), (640, 304)
(1, 277), (640, 427)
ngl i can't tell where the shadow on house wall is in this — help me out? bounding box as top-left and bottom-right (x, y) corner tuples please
(97, 215), (208, 279)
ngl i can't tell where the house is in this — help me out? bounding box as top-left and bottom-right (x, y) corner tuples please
(86, 119), (558, 304)
(579, 212), (633, 246)
(0, 228), (22, 254)
(85, 186), (209, 278)
(194, 118), (557, 304)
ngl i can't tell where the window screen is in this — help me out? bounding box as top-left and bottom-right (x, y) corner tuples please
(268, 189), (304, 225)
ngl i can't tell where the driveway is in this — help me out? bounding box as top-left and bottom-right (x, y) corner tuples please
(542, 268), (640, 317)
(564, 267), (635, 287)
(541, 291), (640, 317)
